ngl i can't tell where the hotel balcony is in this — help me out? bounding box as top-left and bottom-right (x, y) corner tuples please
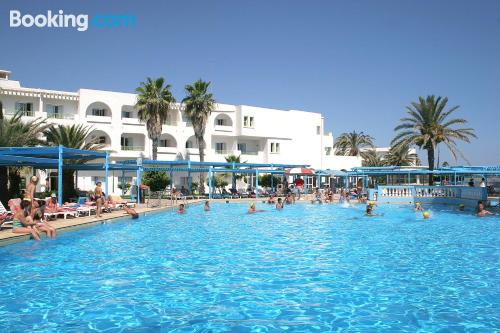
(121, 145), (144, 151)
(46, 112), (75, 120)
(5, 110), (35, 117)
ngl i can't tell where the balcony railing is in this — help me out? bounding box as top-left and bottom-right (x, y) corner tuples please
(5, 110), (35, 117)
(240, 151), (259, 155)
(121, 146), (144, 151)
(47, 113), (75, 120)
(215, 149), (230, 155)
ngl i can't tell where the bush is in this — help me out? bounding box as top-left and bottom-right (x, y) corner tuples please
(258, 174), (282, 188)
(142, 171), (170, 192)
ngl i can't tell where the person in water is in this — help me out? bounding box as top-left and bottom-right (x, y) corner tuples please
(177, 203), (186, 214)
(458, 204), (465, 211)
(365, 203), (383, 216)
(248, 202), (264, 214)
(276, 198), (284, 209)
(476, 201), (492, 217)
(414, 202), (424, 211)
(123, 206), (139, 219)
(204, 201), (210, 211)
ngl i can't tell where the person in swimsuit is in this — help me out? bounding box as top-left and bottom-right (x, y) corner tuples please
(94, 182), (104, 218)
(204, 201), (210, 211)
(12, 199), (41, 240)
(365, 203), (384, 217)
(476, 201), (492, 217)
(123, 206), (139, 219)
(276, 198), (284, 209)
(177, 204), (186, 214)
(33, 211), (57, 239)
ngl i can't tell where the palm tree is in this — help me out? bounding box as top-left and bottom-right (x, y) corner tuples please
(44, 124), (105, 201)
(334, 131), (374, 156)
(391, 95), (476, 184)
(182, 79), (215, 194)
(0, 112), (50, 205)
(361, 149), (386, 167)
(385, 144), (420, 166)
(136, 77), (176, 160)
(224, 154), (245, 189)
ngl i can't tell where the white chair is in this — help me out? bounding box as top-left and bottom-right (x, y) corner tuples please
(0, 201), (13, 229)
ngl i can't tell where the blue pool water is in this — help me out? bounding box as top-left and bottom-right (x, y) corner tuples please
(0, 203), (498, 332)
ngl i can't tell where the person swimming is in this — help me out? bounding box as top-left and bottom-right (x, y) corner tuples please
(204, 201), (210, 211)
(365, 203), (383, 216)
(276, 198), (284, 209)
(123, 206), (139, 219)
(414, 202), (424, 211)
(476, 201), (492, 217)
(177, 203), (186, 214)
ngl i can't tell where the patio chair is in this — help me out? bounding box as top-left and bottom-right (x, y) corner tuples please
(0, 201), (13, 229)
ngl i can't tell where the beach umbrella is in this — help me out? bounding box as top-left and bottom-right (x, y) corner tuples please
(285, 167), (315, 175)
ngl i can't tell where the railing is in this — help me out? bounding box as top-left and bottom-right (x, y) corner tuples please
(215, 149), (230, 155)
(5, 110), (35, 117)
(47, 113), (75, 120)
(241, 151), (259, 155)
(121, 146), (144, 151)
(164, 120), (179, 126)
(371, 185), (487, 207)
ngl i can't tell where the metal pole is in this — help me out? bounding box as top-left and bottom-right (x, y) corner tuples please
(256, 169), (259, 198)
(104, 152), (109, 199)
(136, 168), (141, 204)
(208, 168), (213, 199)
(57, 145), (63, 206)
(121, 170), (125, 196)
(187, 161), (191, 194)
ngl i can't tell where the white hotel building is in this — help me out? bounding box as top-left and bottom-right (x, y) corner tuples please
(0, 69), (362, 193)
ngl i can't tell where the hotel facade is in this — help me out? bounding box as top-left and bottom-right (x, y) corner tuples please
(0, 69), (362, 193)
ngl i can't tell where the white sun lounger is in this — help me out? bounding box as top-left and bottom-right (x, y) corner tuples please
(0, 201), (13, 229)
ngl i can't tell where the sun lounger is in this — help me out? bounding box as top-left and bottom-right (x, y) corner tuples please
(0, 201), (13, 229)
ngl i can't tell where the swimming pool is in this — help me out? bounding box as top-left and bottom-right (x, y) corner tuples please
(0, 203), (498, 332)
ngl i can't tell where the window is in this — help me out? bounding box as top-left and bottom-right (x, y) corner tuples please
(243, 116), (254, 128)
(216, 118), (225, 126)
(46, 104), (63, 118)
(122, 111), (132, 118)
(97, 136), (106, 144)
(160, 139), (172, 147)
(316, 126), (321, 135)
(185, 140), (193, 148)
(121, 137), (132, 147)
(325, 147), (332, 156)
(92, 108), (106, 117)
(15, 102), (34, 116)
(215, 142), (226, 154)
(237, 143), (247, 153)
(270, 142), (280, 154)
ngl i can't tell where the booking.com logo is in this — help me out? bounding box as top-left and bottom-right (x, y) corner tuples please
(9, 10), (137, 32)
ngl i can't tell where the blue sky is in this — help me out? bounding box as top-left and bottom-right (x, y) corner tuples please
(1, 0), (499, 165)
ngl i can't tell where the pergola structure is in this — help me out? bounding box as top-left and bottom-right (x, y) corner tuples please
(0, 146), (137, 206)
(0, 146), (309, 204)
(123, 159), (309, 200)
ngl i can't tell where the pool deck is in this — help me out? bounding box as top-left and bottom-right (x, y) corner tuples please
(0, 199), (206, 247)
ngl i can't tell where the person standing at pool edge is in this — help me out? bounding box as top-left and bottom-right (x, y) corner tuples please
(94, 182), (104, 218)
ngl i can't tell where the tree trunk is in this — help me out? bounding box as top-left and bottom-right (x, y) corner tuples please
(8, 167), (22, 199)
(152, 137), (158, 160)
(198, 136), (206, 195)
(62, 169), (76, 202)
(427, 146), (435, 185)
(0, 166), (8, 207)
